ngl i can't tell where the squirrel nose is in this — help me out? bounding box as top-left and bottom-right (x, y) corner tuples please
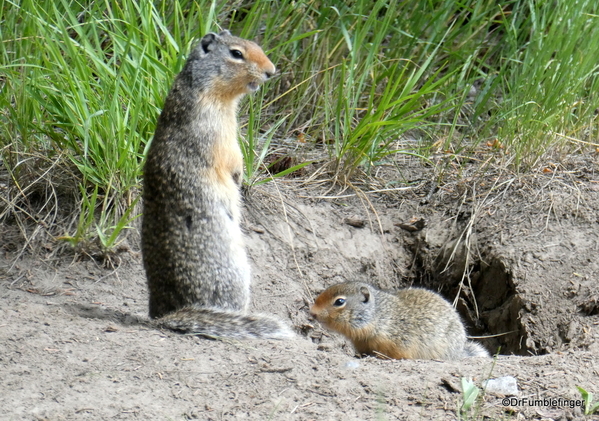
(264, 63), (276, 79)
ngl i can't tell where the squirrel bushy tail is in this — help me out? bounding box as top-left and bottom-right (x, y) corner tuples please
(463, 341), (489, 358)
(155, 306), (294, 340)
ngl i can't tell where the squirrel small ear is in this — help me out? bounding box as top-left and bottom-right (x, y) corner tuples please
(201, 33), (218, 54)
(359, 286), (370, 303)
(218, 30), (232, 37)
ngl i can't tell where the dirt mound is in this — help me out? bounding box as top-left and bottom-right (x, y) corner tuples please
(411, 170), (599, 357)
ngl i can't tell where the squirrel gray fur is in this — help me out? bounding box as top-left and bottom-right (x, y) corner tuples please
(142, 30), (293, 339)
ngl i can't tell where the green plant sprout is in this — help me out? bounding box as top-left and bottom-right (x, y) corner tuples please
(577, 386), (599, 415)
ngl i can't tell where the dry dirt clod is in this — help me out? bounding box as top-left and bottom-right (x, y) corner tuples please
(343, 217), (365, 228)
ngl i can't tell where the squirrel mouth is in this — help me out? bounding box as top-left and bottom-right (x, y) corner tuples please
(247, 81), (260, 92)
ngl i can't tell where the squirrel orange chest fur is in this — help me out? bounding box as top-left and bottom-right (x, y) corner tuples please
(194, 98), (244, 206)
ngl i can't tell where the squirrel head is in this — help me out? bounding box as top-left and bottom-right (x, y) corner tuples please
(188, 30), (276, 101)
(310, 282), (376, 333)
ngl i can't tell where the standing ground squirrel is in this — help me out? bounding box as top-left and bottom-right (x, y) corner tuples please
(310, 282), (488, 359)
(142, 31), (293, 339)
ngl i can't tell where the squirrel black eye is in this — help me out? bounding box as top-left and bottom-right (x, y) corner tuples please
(333, 298), (346, 306)
(230, 49), (244, 60)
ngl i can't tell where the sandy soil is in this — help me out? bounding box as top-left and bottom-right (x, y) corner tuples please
(1, 157), (599, 420)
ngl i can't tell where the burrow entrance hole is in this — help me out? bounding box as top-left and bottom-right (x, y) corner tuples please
(408, 237), (529, 356)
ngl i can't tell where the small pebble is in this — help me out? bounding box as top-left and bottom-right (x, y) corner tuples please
(483, 376), (519, 396)
(344, 360), (360, 369)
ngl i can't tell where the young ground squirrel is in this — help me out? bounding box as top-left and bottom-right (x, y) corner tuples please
(310, 282), (488, 359)
(142, 31), (293, 339)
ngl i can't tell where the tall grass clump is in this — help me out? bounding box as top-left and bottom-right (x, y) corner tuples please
(234, 0), (513, 179)
(316, 1), (452, 180)
(490, 0), (599, 166)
